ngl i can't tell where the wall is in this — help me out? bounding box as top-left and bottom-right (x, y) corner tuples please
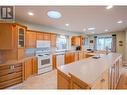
(16, 20), (80, 36)
(125, 30), (127, 62)
(85, 31), (126, 60)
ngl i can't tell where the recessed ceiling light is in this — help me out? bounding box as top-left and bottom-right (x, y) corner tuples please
(65, 24), (69, 26)
(106, 5), (113, 9)
(105, 29), (109, 32)
(91, 31), (95, 33)
(28, 12), (34, 16)
(47, 11), (62, 19)
(83, 28), (86, 31)
(117, 20), (123, 24)
(88, 27), (95, 31)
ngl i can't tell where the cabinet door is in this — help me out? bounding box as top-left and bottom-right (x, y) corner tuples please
(32, 58), (38, 75)
(75, 52), (79, 61)
(65, 53), (70, 64)
(26, 31), (36, 48)
(43, 33), (50, 40)
(18, 26), (26, 48)
(52, 55), (57, 69)
(36, 32), (43, 40)
(0, 23), (14, 49)
(78, 52), (83, 60)
(51, 34), (56, 47)
(24, 59), (33, 80)
(18, 48), (25, 60)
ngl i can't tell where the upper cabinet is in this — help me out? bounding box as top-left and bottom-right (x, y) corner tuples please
(36, 32), (43, 40)
(26, 30), (36, 48)
(18, 26), (26, 48)
(0, 23), (15, 49)
(50, 33), (56, 47)
(0, 23), (26, 49)
(43, 33), (51, 40)
(71, 36), (80, 46)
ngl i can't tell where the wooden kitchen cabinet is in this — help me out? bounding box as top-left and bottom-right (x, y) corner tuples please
(0, 23), (27, 60)
(50, 33), (57, 47)
(78, 52), (84, 60)
(43, 33), (51, 40)
(0, 62), (23, 89)
(71, 36), (80, 46)
(36, 32), (44, 40)
(26, 30), (37, 48)
(65, 52), (75, 64)
(23, 57), (37, 80)
(74, 52), (79, 61)
(57, 69), (71, 89)
(0, 23), (15, 49)
(32, 57), (38, 75)
(52, 55), (57, 69)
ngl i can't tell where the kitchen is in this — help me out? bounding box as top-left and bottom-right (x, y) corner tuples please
(0, 6), (127, 89)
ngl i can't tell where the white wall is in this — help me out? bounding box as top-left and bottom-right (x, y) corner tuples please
(16, 20), (80, 36)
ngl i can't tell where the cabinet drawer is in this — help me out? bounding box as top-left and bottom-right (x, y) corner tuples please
(0, 66), (22, 77)
(0, 71), (22, 82)
(0, 77), (22, 89)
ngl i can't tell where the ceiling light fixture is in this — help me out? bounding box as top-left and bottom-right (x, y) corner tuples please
(65, 23), (69, 26)
(47, 11), (62, 19)
(28, 12), (34, 16)
(106, 5), (113, 9)
(117, 20), (123, 24)
(88, 27), (95, 31)
(105, 29), (109, 32)
(83, 28), (86, 31)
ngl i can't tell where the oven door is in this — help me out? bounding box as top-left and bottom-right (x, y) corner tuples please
(38, 57), (51, 69)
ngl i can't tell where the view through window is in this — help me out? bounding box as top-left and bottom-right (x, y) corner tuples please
(97, 36), (112, 50)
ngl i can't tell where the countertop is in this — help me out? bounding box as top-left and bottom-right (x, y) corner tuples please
(58, 53), (122, 86)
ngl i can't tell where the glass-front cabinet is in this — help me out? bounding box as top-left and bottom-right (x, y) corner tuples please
(18, 26), (25, 48)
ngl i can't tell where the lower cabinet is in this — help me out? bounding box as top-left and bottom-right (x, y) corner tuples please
(91, 70), (109, 89)
(65, 52), (75, 64)
(23, 57), (37, 80)
(0, 63), (23, 89)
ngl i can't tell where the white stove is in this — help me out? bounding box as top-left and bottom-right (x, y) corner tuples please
(36, 40), (52, 74)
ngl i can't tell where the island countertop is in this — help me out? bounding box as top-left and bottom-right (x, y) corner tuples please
(58, 53), (122, 86)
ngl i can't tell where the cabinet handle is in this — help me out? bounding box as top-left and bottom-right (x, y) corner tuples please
(10, 65), (15, 70)
(101, 79), (105, 82)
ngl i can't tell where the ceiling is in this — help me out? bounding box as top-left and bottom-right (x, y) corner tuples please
(15, 6), (127, 34)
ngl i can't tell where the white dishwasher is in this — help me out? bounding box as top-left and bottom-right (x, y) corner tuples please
(56, 53), (65, 67)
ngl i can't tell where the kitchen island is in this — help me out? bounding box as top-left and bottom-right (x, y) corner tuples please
(57, 53), (122, 89)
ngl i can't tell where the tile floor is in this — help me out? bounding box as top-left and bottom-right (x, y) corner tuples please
(7, 67), (127, 89)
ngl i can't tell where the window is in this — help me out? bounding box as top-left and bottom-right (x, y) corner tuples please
(97, 36), (112, 50)
(56, 35), (69, 50)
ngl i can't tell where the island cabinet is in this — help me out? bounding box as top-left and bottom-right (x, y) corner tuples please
(57, 53), (122, 89)
(25, 30), (37, 48)
(0, 62), (23, 89)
